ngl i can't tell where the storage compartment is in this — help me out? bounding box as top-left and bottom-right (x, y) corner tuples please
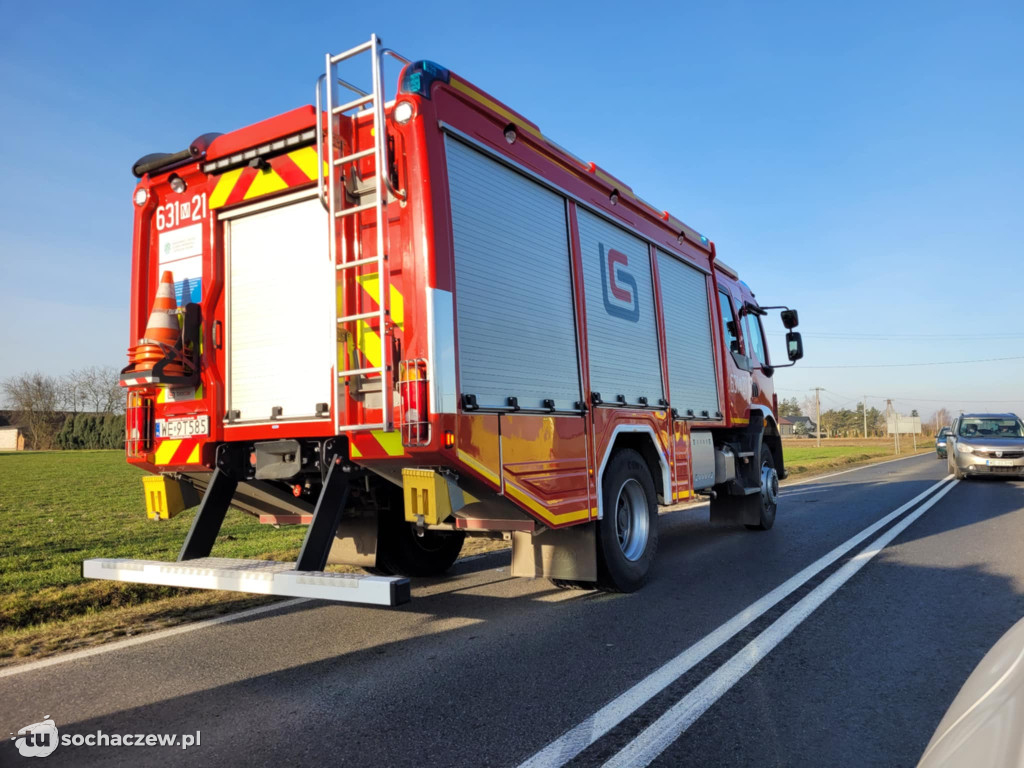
(223, 193), (335, 424)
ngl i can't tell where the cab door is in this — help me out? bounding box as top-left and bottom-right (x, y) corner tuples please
(740, 309), (774, 413)
(717, 289), (752, 421)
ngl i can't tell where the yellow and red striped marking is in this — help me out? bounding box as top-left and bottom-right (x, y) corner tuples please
(154, 439), (203, 466)
(209, 147), (325, 209)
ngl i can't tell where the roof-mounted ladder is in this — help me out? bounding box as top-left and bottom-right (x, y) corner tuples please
(315, 35), (409, 435)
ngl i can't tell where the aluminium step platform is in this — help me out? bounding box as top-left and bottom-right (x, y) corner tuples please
(82, 557), (410, 606)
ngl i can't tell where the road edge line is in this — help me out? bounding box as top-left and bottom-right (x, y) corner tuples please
(0, 598), (310, 680)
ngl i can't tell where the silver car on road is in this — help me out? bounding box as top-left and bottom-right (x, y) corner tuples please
(946, 413), (1024, 479)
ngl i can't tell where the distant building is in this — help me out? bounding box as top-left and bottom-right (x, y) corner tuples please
(780, 415), (818, 438)
(0, 426), (25, 451)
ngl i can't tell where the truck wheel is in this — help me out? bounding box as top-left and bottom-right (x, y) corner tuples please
(372, 486), (465, 577)
(596, 449), (659, 593)
(745, 445), (778, 530)
(710, 444), (778, 530)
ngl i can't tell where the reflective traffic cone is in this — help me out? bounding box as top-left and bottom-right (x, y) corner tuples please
(130, 271), (184, 374)
(142, 271), (180, 346)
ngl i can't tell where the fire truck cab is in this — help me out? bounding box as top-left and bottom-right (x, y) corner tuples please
(85, 35), (803, 606)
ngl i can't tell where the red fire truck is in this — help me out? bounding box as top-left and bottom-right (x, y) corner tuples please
(85, 35), (804, 606)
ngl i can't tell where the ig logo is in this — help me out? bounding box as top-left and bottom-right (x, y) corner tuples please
(599, 244), (639, 322)
(12, 717), (59, 758)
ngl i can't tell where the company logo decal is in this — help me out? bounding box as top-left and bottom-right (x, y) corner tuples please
(599, 243), (639, 322)
(12, 718), (59, 758)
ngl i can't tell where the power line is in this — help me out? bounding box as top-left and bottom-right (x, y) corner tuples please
(800, 355), (1024, 369)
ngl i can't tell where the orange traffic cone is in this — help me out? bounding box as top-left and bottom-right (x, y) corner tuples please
(128, 271), (184, 374)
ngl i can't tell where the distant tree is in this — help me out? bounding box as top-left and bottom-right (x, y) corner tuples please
(56, 415), (75, 449)
(794, 421), (809, 437)
(64, 366), (124, 415)
(1, 372), (62, 449)
(911, 409), (919, 418)
(867, 407), (885, 437)
(778, 397), (802, 418)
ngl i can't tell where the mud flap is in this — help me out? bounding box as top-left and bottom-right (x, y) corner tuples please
(511, 524), (597, 581)
(326, 513), (379, 568)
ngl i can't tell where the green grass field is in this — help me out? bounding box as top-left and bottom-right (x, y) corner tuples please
(0, 451), (307, 664)
(783, 438), (933, 475)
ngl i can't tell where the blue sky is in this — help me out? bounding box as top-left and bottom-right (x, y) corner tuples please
(1, 0), (1021, 420)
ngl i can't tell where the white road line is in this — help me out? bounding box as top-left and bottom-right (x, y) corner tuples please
(604, 478), (960, 768)
(0, 598), (309, 680)
(518, 473), (955, 768)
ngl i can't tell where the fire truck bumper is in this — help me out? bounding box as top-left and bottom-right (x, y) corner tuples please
(82, 557), (410, 606)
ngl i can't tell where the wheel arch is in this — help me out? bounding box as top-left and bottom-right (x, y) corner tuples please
(597, 425), (671, 519)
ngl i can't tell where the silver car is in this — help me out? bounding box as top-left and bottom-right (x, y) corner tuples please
(946, 413), (1024, 479)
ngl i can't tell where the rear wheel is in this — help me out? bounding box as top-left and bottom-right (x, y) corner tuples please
(372, 486), (465, 577)
(595, 449), (659, 592)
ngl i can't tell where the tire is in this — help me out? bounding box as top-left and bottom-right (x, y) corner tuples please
(595, 449), (659, 593)
(949, 453), (966, 480)
(744, 444), (778, 530)
(373, 486), (465, 577)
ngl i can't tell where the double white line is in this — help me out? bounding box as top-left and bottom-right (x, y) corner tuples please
(520, 475), (959, 768)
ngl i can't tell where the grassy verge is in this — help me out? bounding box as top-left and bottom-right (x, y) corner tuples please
(0, 451), (312, 665)
(0, 450), (508, 666)
(782, 438), (935, 477)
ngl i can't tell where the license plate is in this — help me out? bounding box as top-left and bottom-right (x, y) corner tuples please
(987, 459), (1015, 466)
(156, 416), (209, 439)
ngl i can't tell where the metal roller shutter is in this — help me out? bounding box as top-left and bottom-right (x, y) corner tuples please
(446, 137), (581, 411)
(225, 195), (334, 423)
(657, 249), (720, 416)
(576, 208), (664, 406)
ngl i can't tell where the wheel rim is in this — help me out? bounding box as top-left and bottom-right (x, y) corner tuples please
(761, 460), (779, 510)
(614, 478), (649, 562)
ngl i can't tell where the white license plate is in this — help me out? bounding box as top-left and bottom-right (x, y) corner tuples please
(156, 416), (209, 439)
(986, 459), (1015, 466)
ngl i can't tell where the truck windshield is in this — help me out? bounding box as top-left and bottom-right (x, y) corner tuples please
(957, 418), (1023, 438)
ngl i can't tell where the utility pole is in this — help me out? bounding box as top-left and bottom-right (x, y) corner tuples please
(863, 396), (869, 439)
(813, 387), (823, 447)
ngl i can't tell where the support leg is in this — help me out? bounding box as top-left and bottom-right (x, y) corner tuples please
(296, 458), (350, 572)
(178, 468), (238, 561)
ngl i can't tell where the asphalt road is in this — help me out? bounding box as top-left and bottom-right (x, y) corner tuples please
(4, 453), (1023, 767)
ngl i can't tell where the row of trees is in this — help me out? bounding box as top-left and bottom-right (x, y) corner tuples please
(55, 412), (127, 450)
(778, 396), (945, 438)
(1, 367), (124, 449)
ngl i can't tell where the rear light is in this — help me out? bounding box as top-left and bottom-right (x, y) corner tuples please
(126, 391), (154, 458)
(399, 359), (429, 446)
(443, 431), (455, 449)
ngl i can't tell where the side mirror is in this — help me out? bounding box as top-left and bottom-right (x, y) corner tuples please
(780, 309), (799, 329)
(786, 331), (804, 362)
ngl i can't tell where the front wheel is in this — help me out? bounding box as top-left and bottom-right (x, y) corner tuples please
(595, 449), (659, 593)
(949, 453), (966, 480)
(709, 444), (778, 530)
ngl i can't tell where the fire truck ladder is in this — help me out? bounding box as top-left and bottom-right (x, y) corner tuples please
(316, 35), (409, 436)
